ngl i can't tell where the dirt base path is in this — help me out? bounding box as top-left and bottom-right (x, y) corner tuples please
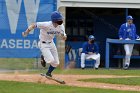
(0, 74), (140, 92)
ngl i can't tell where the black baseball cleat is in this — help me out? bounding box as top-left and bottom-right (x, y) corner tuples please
(95, 67), (98, 70)
(81, 67), (85, 70)
(124, 64), (129, 70)
(46, 72), (52, 78)
(41, 55), (46, 67)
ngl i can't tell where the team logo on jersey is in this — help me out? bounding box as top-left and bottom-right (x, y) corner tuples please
(127, 28), (131, 32)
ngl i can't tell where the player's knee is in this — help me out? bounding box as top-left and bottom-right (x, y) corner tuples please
(81, 53), (85, 56)
(50, 62), (59, 67)
(44, 58), (55, 63)
(50, 60), (60, 67)
(97, 53), (100, 57)
(126, 52), (131, 56)
(81, 53), (86, 58)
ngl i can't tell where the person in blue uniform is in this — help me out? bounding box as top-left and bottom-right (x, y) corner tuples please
(81, 35), (100, 69)
(119, 15), (140, 69)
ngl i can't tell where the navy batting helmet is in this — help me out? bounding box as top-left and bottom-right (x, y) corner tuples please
(88, 35), (95, 40)
(51, 11), (63, 22)
(126, 16), (133, 20)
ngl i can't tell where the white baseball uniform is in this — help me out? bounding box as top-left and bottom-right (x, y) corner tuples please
(81, 53), (100, 68)
(37, 21), (66, 67)
(124, 43), (134, 66)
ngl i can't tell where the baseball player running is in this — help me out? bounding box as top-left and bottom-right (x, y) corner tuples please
(81, 35), (100, 69)
(22, 11), (67, 77)
(119, 15), (140, 70)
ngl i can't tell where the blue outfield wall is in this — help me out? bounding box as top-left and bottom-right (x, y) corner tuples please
(0, 0), (57, 58)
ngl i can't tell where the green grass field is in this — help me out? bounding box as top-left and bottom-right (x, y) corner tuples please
(53, 69), (140, 76)
(0, 80), (139, 93)
(1, 68), (140, 76)
(80, 77), (140, 86)
(0, 58), (140, 76)
(0, 58), (140, 93)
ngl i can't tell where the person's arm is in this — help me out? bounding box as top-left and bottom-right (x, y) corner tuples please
(60, 24), (67, 40)
(118, 25), (123, 40)
(22, 22), (48, 37)
(22, 23), (36, 37)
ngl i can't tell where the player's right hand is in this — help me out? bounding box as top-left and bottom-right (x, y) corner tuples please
(22, 32), (28, 37)
(119, 38), (123, 40)
(61, 35), (67, 41)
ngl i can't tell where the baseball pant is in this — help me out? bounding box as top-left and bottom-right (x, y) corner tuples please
(38, 41), (59, 67)
(124, 44), (134, 66)
(81, 53), (100, 68)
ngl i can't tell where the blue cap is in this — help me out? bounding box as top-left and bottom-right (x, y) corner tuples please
(126, 16), (133, 20)
(88, 35), (95, 40)
(51, 11), (63, 22)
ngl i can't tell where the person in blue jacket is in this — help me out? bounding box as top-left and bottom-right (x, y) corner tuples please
(119, 15), (140, 69)
(81, 35), (100, 69)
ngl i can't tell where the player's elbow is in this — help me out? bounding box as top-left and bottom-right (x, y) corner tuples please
(28, 23), (36, 31)
(30, 23), (36, 28)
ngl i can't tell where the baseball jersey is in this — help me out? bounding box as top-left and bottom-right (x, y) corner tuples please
(118, 23), (139, 40)
(82, 42), (99, 54)
(36, 21), (66, 42)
